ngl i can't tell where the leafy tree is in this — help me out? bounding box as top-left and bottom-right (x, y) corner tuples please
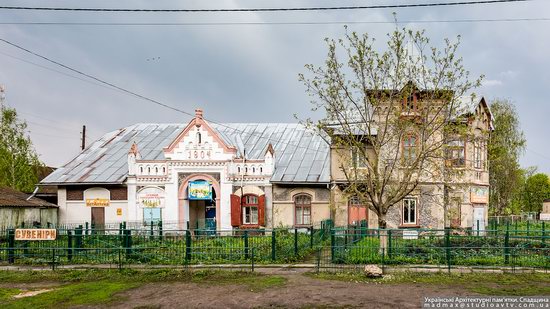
(488, 99), (526, 215)
(0, 102), (43, 192)
(522, 173), (550, 213)
(299, 27), (482, 229)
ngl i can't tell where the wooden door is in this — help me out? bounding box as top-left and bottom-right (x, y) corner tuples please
(91, 207), (105, 229)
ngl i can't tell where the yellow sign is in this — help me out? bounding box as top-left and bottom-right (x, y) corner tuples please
(86, 198), (110, 207)
(15, 229), (57, 241)
(117, 208), (122, 216)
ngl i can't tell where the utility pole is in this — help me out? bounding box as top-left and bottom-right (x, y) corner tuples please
(81, 125), (86, 151)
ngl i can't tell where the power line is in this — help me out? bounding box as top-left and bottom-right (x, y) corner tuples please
(0, 37), (323, 153)
(1, 17), (549, 26)
(0, 0), (531, 13)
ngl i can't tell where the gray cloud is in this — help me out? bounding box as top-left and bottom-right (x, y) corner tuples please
(0, 0), (548, 173)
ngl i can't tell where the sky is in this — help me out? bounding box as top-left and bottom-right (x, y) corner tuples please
(0, 0), (549, 173)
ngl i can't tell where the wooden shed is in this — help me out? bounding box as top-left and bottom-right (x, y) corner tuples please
(0, 186), (58, 228)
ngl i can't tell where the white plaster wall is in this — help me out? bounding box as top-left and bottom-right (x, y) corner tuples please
(57, 187), (68, 223)
(220, 181), (232, 230)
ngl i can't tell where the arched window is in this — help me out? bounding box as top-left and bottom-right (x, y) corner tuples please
(294, 194), (312, 225)
(147, 166), (151, 174)
(259, 166), (263, 173)
(252, 166), (256, 174)
(140, 166), (143, 174)
(242, 194), (259, 225)
(245, 167), (248, 174)
(237, 166), (241, 173)
(162, 167), (166, 174)
(155, 167), (159, 174)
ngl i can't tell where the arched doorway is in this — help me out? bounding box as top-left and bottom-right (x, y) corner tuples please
(179, 174), (221, 230)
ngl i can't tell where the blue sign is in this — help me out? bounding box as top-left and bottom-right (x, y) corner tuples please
(188, 181), (212, 200)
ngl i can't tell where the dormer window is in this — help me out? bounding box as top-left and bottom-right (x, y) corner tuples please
(403, 93), (418, 113)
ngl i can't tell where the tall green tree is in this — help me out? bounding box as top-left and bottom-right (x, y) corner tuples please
(300, 27), (481, 230)
(0, 102), (43, 192)
(522, 173), (550, 213)
(488, 99), (526, 215)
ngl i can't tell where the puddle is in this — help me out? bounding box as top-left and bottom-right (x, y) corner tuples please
(13, 289), (53, 299)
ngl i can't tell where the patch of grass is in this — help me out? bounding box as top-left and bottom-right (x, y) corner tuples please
(0, 281), (138, 309)
(307, 271), (550, 296)
(0, 289), (21, 301)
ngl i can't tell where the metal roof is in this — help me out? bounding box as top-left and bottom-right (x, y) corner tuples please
(0, 187), (58, 208)
(41, 123), (330, 185)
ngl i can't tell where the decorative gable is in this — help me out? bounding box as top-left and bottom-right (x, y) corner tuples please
(163, 109), (237, 161)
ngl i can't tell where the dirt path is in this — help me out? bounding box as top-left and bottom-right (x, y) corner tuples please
(105, 272), (474, 309)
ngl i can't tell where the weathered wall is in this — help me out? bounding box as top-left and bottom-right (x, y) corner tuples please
(0, 208), (57, 228)
(272, 184), (330, 227)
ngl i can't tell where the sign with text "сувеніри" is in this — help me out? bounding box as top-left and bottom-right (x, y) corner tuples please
(15, 229), (57, 241)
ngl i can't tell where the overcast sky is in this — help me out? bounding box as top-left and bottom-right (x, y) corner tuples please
(0, 0), (549, 173)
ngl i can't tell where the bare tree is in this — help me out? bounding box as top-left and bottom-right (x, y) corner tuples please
(299, 27), (483, 229)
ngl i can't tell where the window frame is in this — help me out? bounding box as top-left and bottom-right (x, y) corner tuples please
(294, 194), (312, 226)
(402, 134), (418, 163)
(350, 144), (369, 169)
(242, 194), (259, 225)
(446, 138), (466, 167)
(402, 197), (418, 226)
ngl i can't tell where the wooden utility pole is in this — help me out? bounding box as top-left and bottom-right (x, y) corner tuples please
(81, 125), (86, 151)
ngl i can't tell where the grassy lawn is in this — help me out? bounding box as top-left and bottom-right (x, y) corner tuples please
(0, 269), (287, 308)
(309, 271), (550, 296)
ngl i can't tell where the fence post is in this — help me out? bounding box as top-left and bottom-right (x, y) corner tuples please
(387, 229), (392, 259)
(76, 225), (83, 253)
(51, 248), (56, 271)
(185, 230), (191, 262)
(330, 228), (335, 263)
(527, 221), (530, 237)
(158, 220), (163, 240)
(309, 227), (314, 248)
(271, 230), (276, 262)
(504, 227), (510, 265)
(542, 222), (546, 244)
(150, 221), (154, 241)
(445, 228), (451, 273)
(67, 230), (73, 262)
(294, 228), (298, 257)
(124, 229), (132, 258)
(476, 220), (480, 237)
(251, 247), (255, 272)
(244, 230), (249, 260)
(85, 222), (89, 236)
(7, 229), (15, 264)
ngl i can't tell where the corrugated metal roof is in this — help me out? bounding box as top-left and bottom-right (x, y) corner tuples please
(41, 122), (330, 185)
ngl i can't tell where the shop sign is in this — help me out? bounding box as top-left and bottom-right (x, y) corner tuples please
(188, 181), (212, 200)
(117, 208), (122, 216)
(15, 229), (57, 241)
(86, 198), (110, 207)
(403, 230), (419, 240)
(138, 187), (165, 208)
(470, 186), (489, 204)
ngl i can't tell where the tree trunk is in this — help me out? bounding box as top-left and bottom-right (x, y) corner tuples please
(378, 213), (388, 254)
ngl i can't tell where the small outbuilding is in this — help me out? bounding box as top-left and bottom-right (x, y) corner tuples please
(0, 186), (58, 228)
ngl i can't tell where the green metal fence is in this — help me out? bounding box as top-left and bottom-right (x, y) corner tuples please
(318, 226), (549, 272)
(0, 226), (329, 268)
